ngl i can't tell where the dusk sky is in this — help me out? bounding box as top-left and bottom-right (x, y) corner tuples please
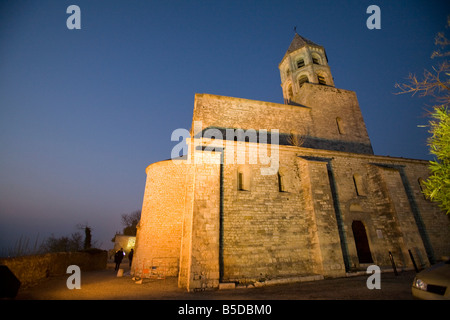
(1, 0), (448, 253)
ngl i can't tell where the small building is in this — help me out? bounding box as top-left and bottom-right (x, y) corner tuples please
(112, 234), (135, 257)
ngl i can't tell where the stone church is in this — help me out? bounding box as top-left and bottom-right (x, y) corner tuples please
(132, 33), (450, 291)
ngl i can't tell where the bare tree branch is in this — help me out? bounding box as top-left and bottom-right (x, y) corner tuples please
(394, 61), (450, 107)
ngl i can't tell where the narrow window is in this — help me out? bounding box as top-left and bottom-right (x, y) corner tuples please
(278, 172), (286, 192)
(336, 117), (345, 134)
(297, 59), (305, 68)
(298, 75), (309, 88)
(312, 57), (320, 65)
(353, 174), (365, 196)
(238, 172), (245, 190)
(237, 166), (251, 191)
(317, 75), (326, 85)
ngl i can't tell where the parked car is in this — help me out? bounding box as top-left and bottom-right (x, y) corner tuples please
(412, 259), (450, 300)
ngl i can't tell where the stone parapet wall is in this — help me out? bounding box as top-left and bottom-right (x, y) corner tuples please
(0, 250), (107, 287)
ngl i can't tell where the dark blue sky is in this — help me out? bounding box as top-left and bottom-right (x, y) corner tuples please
(0, 0), (448, 252)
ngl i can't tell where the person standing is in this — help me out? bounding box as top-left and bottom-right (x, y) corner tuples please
(114, 248), (124, 271)
(128, 248), (134, 267)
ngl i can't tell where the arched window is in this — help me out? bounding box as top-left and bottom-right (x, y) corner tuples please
(317, 74), (326, 85)
(298, 75), (309, 88)
(297, 59), (305, 68)
(288, 85), (293, 100)
(311, 53), (321, 65)
(336, 117), (345, 134)
(353, 173), (365, 196)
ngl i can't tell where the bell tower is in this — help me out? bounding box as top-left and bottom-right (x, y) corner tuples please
(279, 33), (334, 104)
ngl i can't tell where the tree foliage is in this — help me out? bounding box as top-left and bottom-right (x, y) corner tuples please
(422, 106), (450, 214)
(395, 16), (450, 214)
(40, 232), (83, 253)
(121, 210), (141, 236)
(76, 224), (93, 249)
(84, 226), (92, 250)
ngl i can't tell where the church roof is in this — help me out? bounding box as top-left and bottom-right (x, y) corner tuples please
(280, 33), (324, 64)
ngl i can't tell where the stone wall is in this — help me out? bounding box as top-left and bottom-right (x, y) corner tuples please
(134, 137), (450, 291)
(192, 93), (312, 136)
(192, 87), (373, 154)
(178, 150), (222, 291)
(132, 159), (188, 278)
(297, 148), (450, 270)
(220, 145), (347, 282)
(0, 250), (107, 287)
(295, 83), (373, 154)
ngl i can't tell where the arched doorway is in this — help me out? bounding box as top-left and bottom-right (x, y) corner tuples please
(352, 220), (373, 263)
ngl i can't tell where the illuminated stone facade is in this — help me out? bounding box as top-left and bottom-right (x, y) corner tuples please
(113, 234), (136, 256)
(132, 34), (450, 291)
